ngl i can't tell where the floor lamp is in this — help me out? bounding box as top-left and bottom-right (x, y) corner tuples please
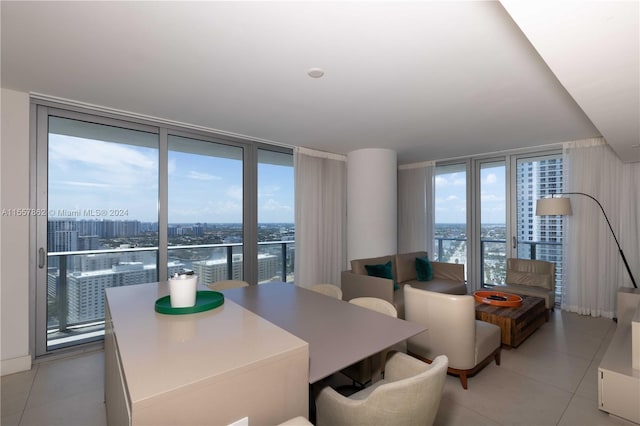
(536, 192), (638, 289)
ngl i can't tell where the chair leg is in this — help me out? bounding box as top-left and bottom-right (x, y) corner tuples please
(459, 373), (468, 390)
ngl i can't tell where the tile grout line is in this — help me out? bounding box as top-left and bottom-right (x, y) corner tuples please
(555, 321), (612, 425)
(439, 394), (507, 426)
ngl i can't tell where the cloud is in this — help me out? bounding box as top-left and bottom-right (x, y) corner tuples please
(186, 171), (221, 181)
(484, 173), (497, 184)
(259, 185), (281, 198)
(49, 135), (156, 170)
(262, 199), (292, 212)
(49, 135), (158, 192)
(227, 185), (243, 201)
(480, 192), (505, 202)
(436, 173), (466, 187)
(169, 200), (243, 222)
(434, 176), (448, 186)
(168, 159), (176, 175)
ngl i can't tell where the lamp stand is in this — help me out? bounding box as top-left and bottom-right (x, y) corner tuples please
(553, 192), (637, 289)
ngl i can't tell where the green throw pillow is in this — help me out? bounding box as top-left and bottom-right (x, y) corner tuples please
(415, 256), (433, 281)
(365, 261), (398, 290)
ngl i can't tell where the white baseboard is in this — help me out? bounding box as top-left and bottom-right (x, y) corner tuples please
(1, 354), (32, 376)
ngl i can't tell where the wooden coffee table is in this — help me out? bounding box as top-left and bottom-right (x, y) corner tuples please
(475, 294), (546, 348)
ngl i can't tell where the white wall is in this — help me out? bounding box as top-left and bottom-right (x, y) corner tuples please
(1, 88), (32, 374)
(347, 148), (397, 261)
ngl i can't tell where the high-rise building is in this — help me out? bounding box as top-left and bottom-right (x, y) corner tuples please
(78, 235), (100, 251)
(515, 157), (564, 275)
(192, 253), (279, 284)
(48, 219), (78, 252)
(49, 260), (185, 324)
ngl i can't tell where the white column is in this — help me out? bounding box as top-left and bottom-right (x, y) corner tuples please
(347, 148), (397, 262)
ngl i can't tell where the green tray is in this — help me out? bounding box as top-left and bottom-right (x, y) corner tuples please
(155, 291), (224, 315)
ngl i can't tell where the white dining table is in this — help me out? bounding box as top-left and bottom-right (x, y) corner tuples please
(223, 281), (427, 383)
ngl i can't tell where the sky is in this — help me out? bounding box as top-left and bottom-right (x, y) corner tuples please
(435, 164), (506, 224)
(48, 134), (294, 223)
(49, 119), (504, 226)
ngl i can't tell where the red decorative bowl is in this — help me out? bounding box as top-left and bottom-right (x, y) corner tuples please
(474, 290), (523, 307)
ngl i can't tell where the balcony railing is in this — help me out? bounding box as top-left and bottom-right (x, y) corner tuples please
(434, 237), (563, 303)
(46, 240), (294, 350)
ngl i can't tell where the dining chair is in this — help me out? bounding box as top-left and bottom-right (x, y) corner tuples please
(315, 352), (448, 426)
(309, 283), (343, 300)
(341, 297), (397, 386)
(207, 280), (250, 291)
(276, 416), (313, 425)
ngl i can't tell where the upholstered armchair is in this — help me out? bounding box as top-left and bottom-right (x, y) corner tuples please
(503, 258), (556, 317)
(315, 352), (448, 426)
(404, 285), (501, 389)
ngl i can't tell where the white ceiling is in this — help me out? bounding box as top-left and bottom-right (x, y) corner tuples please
(1, 1), (637, 164)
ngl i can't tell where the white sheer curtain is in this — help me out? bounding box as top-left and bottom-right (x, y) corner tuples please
(620, 161), (640, 290)
(562, 138), (640, 318)
(294, 147), (347, 288)
(397, 162), (435, 254)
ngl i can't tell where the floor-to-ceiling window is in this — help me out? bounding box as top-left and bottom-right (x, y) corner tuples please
(433, 149), (564, 302)
(434, 163), (468, 277)
(479, 160), (507, 285)
(257, 149), (294, 283)
(513, 153), (565, 304)
(39, 112), (160, 353)
(167, 135), (245, 285)
(33, 102), (293, 355)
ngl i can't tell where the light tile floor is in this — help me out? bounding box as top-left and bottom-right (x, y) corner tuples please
(0, 310), (636, 426)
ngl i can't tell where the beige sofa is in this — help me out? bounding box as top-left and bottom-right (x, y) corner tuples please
(341, 251), (467, 319)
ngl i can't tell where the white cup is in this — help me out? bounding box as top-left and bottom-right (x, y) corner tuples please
(168, 275), (198, 308)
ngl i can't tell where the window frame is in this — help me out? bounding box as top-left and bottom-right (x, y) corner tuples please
(30, 98), (293, 356)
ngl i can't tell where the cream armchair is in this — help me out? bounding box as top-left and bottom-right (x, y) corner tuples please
(404, 285), (501, 389)
(315, 352), (448, 426)
(503, 258), (556, 316)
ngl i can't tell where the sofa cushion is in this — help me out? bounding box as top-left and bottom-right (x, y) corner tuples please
(415, 257), (433, 281)
(433, 261), (466, 282)
(506, 270), (552, 290)
(352, 255), (396, 278)
(365, 261), (398, 290)
(395, 251), (428, 283)
(500, 284), (553, 309)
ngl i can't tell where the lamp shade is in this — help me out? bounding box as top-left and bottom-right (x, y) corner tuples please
(536, 197), (573, 216)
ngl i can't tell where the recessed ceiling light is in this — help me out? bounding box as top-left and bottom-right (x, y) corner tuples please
(307, 68), (325, 78)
